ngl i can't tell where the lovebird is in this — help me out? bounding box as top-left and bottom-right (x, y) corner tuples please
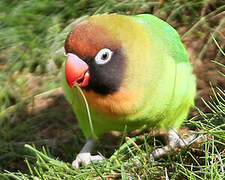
(62, 14), (196, 167)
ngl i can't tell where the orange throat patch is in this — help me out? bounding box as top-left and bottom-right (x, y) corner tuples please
(82, 87), (141, 117)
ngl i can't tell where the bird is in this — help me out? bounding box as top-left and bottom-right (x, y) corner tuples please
(62, 13), (196, 167)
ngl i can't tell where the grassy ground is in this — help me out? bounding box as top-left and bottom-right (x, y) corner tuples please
(0, 0), (225, 179)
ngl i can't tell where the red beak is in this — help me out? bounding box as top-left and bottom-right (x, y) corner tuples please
(65, 53), (89, 88)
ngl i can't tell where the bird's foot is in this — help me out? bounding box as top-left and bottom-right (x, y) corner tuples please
(72, 139), (104, 168)
(149, 129), (197, 161)
(72, 152), (104, 168)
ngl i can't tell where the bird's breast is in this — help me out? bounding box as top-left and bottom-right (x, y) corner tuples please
(82, 87), (142, 117)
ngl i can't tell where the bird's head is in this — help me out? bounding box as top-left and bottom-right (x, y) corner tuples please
(64, 15), (128, 95)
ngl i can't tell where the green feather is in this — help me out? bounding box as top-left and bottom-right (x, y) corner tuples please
(132, 14), (189, 63)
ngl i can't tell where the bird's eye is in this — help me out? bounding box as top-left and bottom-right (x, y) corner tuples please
(95, 48), (113, 65)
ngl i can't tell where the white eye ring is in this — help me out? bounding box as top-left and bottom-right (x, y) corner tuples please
(95, 48), (113, 65)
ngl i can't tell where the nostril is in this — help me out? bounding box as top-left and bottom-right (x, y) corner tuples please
(76, 75), (85, 84)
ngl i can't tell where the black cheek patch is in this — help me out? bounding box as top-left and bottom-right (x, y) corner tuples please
(85, 48), (125, 95)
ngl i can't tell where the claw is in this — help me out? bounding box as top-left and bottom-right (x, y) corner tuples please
(72, 139), (104, 168)
(72, 152), (104, 168)
(149, 129), (197, 161)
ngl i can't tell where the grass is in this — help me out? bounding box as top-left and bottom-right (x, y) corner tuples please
(0, 0), (225, 179)
(1, 111), (225, 179)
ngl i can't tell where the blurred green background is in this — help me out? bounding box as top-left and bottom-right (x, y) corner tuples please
(0, 0), (225, 179)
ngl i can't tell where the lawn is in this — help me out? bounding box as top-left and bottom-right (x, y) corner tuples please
(0, 0), (225, 179)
